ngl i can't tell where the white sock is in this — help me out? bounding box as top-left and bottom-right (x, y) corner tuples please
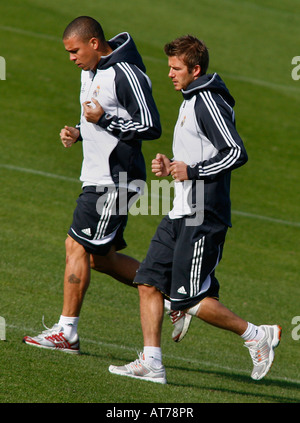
(143, 346), (162, 368)
(187, 302), (201, 316)
(164, 299), (171, 311)
(58, 315), (79, 340)
(241, 322), (263, 342)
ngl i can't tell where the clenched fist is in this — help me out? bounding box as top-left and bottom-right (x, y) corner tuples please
(60, 126), (80, 148)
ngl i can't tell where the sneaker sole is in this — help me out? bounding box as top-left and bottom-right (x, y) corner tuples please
(252, 325), (282, 380)
(108, 366), (167, 384)
(23, 338), (80, 355)
(173, 314), (192, 343)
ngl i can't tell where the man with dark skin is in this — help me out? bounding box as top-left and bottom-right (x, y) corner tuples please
(23, 16), (166, 352)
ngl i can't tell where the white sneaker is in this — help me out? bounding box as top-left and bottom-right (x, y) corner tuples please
(167, 310), (192, 342)
(23, 320), (80, 354)
(109, 352), (167, 384)
(244, 325), (281, 380)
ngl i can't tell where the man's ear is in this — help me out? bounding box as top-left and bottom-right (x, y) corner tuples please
(193, 64), (201, 78)
(89, 37), (99, 50)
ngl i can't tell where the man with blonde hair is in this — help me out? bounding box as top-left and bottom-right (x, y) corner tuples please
(109, 35), (281, 384)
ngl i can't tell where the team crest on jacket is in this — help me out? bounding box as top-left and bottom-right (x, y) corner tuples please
(181, 115), (186, 127)
(93, 85), (100, 98)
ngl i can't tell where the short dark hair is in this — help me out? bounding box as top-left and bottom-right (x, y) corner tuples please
(164, 35), (209, 75)
(63, 16), (105, 43)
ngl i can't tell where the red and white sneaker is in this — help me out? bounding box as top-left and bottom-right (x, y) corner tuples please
(167, 310), (192, 342)
(23, 321), (80, 354)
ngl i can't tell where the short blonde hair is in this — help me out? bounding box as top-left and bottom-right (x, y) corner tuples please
(164, 35), (209, 75)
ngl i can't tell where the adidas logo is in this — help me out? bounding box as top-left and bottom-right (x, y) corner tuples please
(82, 228), (91, 236)
(177, 286), (187, 295)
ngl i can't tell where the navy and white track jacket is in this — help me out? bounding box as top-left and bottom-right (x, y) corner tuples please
(77, 32), (161, 188)
(170, 73), (248, 226)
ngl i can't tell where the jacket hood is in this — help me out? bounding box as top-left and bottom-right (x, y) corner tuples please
(182, 73), (235, 107)
(97, 32), (146, 73)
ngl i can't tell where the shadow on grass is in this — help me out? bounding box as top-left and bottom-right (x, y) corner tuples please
(99, 350), (300, 403)
(165, 361), (300, 403)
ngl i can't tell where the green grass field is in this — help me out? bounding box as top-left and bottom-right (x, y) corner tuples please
(1, 0), (300, 405)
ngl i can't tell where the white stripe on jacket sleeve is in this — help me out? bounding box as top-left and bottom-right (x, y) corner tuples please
(104, 62), (153, 133)
(198, 91), (241, 176)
